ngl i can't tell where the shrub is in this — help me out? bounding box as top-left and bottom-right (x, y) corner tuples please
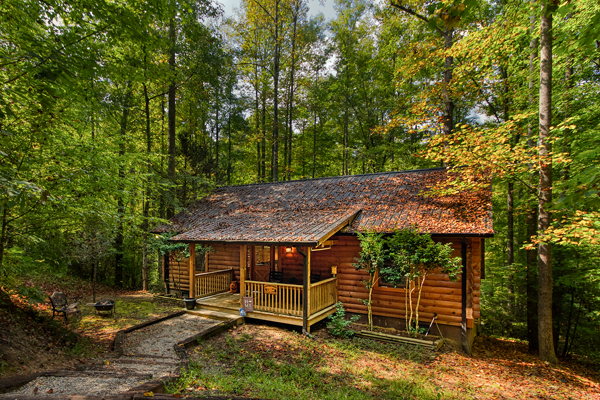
(327, 302), (360, 338)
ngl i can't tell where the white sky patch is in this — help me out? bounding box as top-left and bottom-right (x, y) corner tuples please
(216, 0), (337, 20)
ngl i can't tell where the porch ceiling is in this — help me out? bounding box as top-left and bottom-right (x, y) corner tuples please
(169, 208), (360, 245)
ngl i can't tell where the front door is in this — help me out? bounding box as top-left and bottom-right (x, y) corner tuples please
(251, 245), (279, 282)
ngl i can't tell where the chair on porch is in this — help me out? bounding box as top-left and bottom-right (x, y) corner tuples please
(269, 271), (283, 283)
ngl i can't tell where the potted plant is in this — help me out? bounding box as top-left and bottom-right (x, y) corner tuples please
(183, 297), (197, 310)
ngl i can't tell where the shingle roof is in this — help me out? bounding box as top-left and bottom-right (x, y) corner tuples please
(154, 167), (493, 244)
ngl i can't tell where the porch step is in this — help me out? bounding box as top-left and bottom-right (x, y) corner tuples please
(186, 308), (242, 322)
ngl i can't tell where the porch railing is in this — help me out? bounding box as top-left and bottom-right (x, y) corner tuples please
(245, 277), (338, 317)
(195, 269), (233, 298)
(310, 277), (338, 315)
(245, 281), (303, 316)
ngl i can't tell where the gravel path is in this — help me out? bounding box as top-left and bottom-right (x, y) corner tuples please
(122, 313), (219, 358)
(9, 313), (221, 397)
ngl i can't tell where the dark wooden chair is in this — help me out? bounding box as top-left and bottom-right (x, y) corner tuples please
(49, 292), (80, 324)
(269, 271), (283, 283)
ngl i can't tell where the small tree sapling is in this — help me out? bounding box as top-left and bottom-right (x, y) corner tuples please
(353, 231), (386, 330)
(381, 226), (461, 336)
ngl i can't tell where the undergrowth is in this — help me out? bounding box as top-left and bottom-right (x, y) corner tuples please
(167, 326), (451, 400)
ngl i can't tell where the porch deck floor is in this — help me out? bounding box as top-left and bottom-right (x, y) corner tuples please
(197, 292), (241, 310)
(194, 292), (336, 331)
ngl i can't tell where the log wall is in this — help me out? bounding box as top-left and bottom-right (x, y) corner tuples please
(280, 247), (334, 283)
(165, 252), (190, 292)
(165, 244), (242, 292)
(332, 235), (481, 328)
(207, 243), (241, 281)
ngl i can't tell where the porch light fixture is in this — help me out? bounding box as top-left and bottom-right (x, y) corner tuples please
(285, 246), (293, 253)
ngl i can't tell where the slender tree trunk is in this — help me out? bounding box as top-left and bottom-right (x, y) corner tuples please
(526, 207), (539, 352)
(527, 15), (539, 354)
(215, 79), (220, 183)
(287, 6), (299, 181)
(227, 115), (232, 185)
(92, 259), (97, 302)
(562, 291), (574, 357)
(312, 111), (317, 179)
(142, 80), (151, 291)
(272, 0), (280, 182)
(115, 86), (132, 288)
(261, 84), (267, 180)
(167, 16), (177, 219)
(537, 3), (558, 364)
(255, 64), (261, 181)
(442, 29), (454, 138)
(0, 209), (7, 271)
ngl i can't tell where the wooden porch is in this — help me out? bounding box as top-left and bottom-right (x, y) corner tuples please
(194, 290), (337, 330)
(184, 244), (339, 332)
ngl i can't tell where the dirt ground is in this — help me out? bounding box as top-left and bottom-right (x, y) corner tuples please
(181, 323), (600, 400)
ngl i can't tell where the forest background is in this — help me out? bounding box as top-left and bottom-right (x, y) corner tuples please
(1, 0), (599, 365)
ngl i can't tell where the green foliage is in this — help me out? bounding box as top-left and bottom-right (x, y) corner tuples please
(327, 301), (360, 338)
(382, 226), (461, 285)
(15, 286), (46, 306)
(354, 231), (386, 284)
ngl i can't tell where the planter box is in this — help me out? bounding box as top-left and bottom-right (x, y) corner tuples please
(355, 330), (443, 350)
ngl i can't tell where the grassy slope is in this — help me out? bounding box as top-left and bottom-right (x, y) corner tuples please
(170, 323), (600, 400)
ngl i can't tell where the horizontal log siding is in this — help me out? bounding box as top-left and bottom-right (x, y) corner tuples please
(207, 243), (241, 282)
(335, 235), (481, 328)
(280, 244), (343, 284)
(280, 249), (304, 284)
(166, 254), (190, 292)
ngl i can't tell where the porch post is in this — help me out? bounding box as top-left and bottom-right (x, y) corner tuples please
(307, 248), (312, 319)
(189, 243), (196, 298)
(240, 244), (247, 307)
(298, 247), (309, 334)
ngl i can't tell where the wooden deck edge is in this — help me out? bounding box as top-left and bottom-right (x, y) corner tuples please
(308, 305), (337, 325)
(245, 311), (303, 326)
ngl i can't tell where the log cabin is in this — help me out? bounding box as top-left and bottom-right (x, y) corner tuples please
(152, 167), (493, 352)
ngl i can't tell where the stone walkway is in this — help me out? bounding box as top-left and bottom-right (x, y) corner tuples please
(5, 313), (221, 397)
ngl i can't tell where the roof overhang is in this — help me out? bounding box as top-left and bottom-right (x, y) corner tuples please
(168, 209), (361, 245)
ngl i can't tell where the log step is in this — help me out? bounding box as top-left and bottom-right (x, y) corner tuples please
(355, 330), (442, 350)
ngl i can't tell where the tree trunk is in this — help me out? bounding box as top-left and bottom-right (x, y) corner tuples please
(526, 14), (539, 354)
(442, 28), (454, 138)
(142, 47), (152, 292)
(537, 3), (558, 364)
(255, 63), (261, 182)
(227, 115), (232, 185)
(272, 0), (280, 182)
(287, 5), (299, 181)
(312, 111), (317, 179)
(115, 86), (132, 288)
(261, 83), (267, 181)
(526, 206), (539, 352)
(167, 16), (177, 219)
(0, 209), (8, 272)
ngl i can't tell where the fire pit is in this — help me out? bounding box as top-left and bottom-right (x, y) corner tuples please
(90, 299), (116, 317)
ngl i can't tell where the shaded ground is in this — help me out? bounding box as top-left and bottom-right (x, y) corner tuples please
(0, 281), (181, 379)
(173, 323), (600, 400)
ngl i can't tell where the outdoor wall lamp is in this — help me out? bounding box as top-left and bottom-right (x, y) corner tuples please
(285, 246), (293, 253)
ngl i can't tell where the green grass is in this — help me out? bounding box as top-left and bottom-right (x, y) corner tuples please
(166, 326), (458, 400)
